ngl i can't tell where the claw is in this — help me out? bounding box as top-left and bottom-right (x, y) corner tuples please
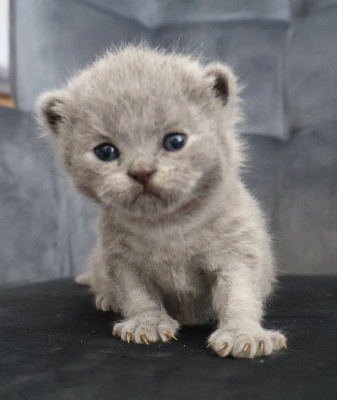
(126, 332), (132, 343)
(259, 340), (265, 353)
(112, 328), (117, 337)
(164, 331), (178, 341)
(206, 343), (211, 348)
(280, 339), (287, 349)
(221, 343), (229, 350)
(140, 334), (149, 345)
(243, 343), (250, 352)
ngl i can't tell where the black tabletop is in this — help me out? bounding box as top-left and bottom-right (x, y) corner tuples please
(1, 276), (337, 400)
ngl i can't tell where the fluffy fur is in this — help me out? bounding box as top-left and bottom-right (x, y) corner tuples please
(36, 45), (286, 358)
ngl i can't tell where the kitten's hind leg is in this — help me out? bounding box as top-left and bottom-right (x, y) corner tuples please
(75, 271), (92, 286)
(90, 242), (120, 313)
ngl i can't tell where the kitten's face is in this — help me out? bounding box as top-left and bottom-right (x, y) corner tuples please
(63, 97), (222, 217)
(36, 47), (241, 219)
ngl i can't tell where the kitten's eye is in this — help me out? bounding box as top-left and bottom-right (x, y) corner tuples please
(163, 133), (187, 151)
(93, 143), (120, 162)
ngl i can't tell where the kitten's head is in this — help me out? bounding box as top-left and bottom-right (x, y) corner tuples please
(36, 45), (243, 219)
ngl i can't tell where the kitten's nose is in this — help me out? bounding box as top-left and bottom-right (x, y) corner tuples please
(128, 169), (156, 187)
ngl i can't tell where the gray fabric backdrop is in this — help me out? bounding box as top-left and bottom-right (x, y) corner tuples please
(1, 0), (336, 286)
(10, 0), (290, 139)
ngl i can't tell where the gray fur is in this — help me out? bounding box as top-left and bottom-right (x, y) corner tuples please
(36, 45), (286, 358)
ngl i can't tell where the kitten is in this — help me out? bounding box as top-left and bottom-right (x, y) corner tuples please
(36, 45), (286, 358)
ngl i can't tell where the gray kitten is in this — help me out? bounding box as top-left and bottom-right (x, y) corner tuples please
(36, 45), (287, 358)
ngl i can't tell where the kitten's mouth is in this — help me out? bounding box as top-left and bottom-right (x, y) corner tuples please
(130, 187), (166, 207)
(128, 187), (200, 221)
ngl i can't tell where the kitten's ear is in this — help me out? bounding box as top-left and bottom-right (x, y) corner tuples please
(204, 62), (239, 106)
(35, 90), (67, 136)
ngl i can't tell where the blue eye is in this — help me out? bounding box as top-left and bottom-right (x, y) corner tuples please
(93, 143), (119, 162)
(163, 133), (187, 151)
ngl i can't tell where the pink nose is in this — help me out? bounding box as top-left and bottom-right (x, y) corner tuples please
(128, 170), (156, 187)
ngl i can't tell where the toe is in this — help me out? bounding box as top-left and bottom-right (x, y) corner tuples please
(255, 336), (273, 356)
(232, 335), (256, 358)
(270, 331), (287, 351)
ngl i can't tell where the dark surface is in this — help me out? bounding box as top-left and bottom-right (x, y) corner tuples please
(1, 276), (337, 400)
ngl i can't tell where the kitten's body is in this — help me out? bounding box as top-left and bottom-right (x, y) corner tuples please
(36, 45), (286, 358)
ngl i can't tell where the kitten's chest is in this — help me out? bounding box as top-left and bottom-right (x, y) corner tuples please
(126, 226), (194, 258)
(127, 232), (203, 294)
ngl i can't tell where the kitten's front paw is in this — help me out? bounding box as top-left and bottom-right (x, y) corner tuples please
(207, 327), (287, 359)
(112, 315), (180, 344)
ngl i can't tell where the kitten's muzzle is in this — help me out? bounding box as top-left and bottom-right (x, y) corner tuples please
(128, 169), (157, 188)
